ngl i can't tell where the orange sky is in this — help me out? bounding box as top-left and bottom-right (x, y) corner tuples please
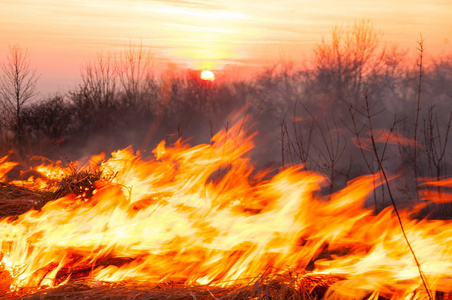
(1, 0), (451, 95)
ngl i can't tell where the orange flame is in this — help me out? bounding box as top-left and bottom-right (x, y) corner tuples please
(0, 121), (451, 299)
(419, 178), (452, 204)
(0, 155), (18, 182)
(352, 129), (423, 152)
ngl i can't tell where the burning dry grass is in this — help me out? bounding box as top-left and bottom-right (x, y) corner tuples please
(0, 152), (113, 217)
(0, 158), (345, 300)
(0, 166), (105, 218)
(0, 161), (342, 300)
(1, 271), (342, 300)
(1, 121), (452, 300)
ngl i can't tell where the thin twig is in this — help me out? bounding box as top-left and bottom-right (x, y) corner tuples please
(413, 35), (424, 201)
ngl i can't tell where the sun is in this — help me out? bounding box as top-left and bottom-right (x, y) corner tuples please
(200, 70), (215, 81)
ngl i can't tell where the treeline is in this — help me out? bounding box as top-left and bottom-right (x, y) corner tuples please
(0, 44), (245, 158)
(1, 21), (451, 214)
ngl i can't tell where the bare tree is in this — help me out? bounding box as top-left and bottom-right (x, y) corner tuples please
(313, 19), (381, 109)
(0, 44), (39, 144)
(116, 42), (155, 104)
(72, 53), (117, 112)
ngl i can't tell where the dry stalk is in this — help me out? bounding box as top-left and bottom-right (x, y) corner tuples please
(363, 92), (432, 300)
(413, 35), (424, 201)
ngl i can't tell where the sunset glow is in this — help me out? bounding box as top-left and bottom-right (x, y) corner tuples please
(1, 0), (452, 298)
(0, 0), (451, 93)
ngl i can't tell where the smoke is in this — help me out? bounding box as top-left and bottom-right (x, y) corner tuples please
(2, 25), (452, 217)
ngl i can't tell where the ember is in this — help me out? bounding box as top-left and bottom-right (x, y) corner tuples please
(1, 120), (451, 299)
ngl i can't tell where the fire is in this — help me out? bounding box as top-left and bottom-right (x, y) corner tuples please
(0, 155), (18, 182)
(200, 69), (215, 81)
(0, 120), (452, 299)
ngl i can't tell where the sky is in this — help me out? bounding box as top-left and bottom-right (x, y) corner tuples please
(1, 0), (451, 95)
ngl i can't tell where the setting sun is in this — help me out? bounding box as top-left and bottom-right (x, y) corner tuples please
(200, 70), (215, 81)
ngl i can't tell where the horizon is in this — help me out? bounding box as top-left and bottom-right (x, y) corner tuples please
(1, 0), (452, 95)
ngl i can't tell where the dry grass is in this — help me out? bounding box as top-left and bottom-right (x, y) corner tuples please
(0, 166), (110, 218)
(1, 272), (343, 300)
(48, 169), (104, 201)
(0, 182), (42, 218)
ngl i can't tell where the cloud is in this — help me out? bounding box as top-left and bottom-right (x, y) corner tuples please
(147, 0), (223, 10)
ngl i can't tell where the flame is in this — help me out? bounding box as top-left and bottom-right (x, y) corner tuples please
(419, 178), (452, 204)
(0, 121), (452, 299)
(352, 129), (422, 152)
(0, 155), (18, 182)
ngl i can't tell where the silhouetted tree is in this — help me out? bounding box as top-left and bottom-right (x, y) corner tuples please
(70, 53), (118, 132)
(313, 20), (382, 110)
(117, 43), (157, 106)
(0, 44), (39, 146)
(22, 95), (73, 140)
